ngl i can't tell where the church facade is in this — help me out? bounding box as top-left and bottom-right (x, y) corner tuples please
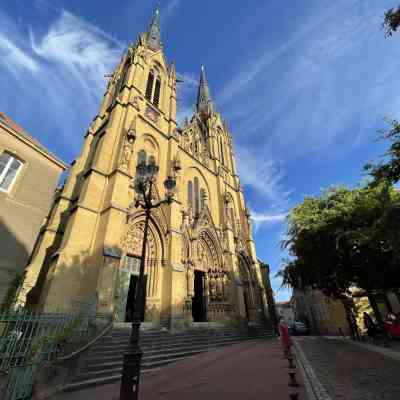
(20, 7), (269, 329)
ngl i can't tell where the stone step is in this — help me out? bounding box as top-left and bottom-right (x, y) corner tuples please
(93, 329), (272, 348)
(65, 326), (273, 392)
(90, 331), (263, 352)
(87, 334), (268, 363)
(87, 336), (249, 365)
(68, 337), (266, 390)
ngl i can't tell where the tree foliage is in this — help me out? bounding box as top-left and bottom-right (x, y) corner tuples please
(365, 118), (400, 184)
(280, 183), (400, 296)
(383, 6), (400, 37)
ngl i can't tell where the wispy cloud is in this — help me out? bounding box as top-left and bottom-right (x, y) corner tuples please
(221, 1), (400, 159)
(0, 8), (123, 158)
(161, 0), (181, 26)
(250, 209), (287, 232)
(0, 34), (39, 73)
(236, 145), (292, 204)
(176, 71), (197, 125)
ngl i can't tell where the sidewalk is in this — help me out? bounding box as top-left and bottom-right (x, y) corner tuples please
(296, 336), (400, 400)
(54, 339), (308, 400)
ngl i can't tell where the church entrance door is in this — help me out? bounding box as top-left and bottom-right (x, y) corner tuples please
(192, 271), (206, 322)
(116, 255), (147, 322)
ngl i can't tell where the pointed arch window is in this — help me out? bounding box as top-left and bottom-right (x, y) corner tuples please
(145, 71), (155, 102)
(200, 188), (206, 211)
(188, 180), (193, 210)
(194, 177), (200, 215)
(219, 138), (225, 165)
(138, 149), (147, 165)
(145, 69), (162, 108)
(153, 77), (161, 107)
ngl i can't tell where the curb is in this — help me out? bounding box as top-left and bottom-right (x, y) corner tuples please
(293, 339), (332, 400)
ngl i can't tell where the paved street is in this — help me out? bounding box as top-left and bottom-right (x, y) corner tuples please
(55, 339), (308, 400)
(296, 336), (400, 400)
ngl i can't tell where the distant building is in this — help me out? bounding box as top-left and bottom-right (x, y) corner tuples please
(291, 288), (350, 335)
(276, 301), (294, 325)
(0, 112), (67, 307)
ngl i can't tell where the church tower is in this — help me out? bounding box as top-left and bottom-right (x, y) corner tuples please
(20, 6), (268, 328)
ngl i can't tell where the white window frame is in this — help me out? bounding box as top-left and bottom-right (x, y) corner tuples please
(0, 153), (23, 193)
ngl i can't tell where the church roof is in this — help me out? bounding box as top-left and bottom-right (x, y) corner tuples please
(147, 4), (162, 51)
(196, 65), (214, 114)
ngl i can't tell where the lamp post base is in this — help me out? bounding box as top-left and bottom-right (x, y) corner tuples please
(119, 348), (143, 400)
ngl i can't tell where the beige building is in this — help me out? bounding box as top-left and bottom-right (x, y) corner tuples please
(291, 288), (350, 335)
(20, 7), (268, 329)
(0, 112), (67, 308)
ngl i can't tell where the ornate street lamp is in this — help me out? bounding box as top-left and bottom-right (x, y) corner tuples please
(120, 157), (176, 400)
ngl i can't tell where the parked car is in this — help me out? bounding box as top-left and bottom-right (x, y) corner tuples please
(384, 314), (400, 339)
(289, 321), (308, 335)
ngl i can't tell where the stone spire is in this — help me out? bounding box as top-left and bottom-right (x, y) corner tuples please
(196, 65), (213, 115)
(147, 3), (162, 51)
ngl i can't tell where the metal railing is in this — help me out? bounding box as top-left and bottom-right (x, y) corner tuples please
(0, 297), (101, 400)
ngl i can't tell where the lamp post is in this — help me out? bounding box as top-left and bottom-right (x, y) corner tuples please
(120, 156), (176, 400)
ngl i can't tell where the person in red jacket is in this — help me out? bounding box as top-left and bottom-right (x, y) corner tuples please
(278, 316), (292, 356)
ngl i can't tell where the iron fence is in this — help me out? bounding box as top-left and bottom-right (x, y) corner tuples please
(0, 297), (99, 400)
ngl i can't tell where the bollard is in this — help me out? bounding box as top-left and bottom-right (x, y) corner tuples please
(287, 355), (296, 369)
(288, 368), (299, 387)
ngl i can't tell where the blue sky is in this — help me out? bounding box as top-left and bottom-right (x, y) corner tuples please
(1, 0), (400, 301)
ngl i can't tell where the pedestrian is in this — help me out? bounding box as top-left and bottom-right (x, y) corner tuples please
(278, 316), (292, 357)
(363, 312), (377, 340)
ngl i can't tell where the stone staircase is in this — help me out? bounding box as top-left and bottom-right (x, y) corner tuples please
(65, 324), (273, 392)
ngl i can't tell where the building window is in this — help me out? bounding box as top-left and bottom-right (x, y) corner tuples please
(145, 70), (162, 108)
(188, 180), (193, 210)
(145, 71), (155, 102)
(219, 138), (225, 165)
(124, 254), (140, 275)
(137, 149), (147, 165)
(194, 177), (200, 215)
(153, 78), (161, 108)
(0, 152), (23, 192)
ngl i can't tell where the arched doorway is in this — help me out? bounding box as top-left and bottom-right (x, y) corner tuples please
(238, 253), (257, 321)
(116, 217), (164, 322)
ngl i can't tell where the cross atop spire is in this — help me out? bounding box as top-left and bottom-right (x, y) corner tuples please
(147, 2), (162, 51)
(197, 65), (213, 115)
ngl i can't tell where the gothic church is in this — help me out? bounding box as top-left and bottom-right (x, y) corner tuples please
(20, 6), (269, 329)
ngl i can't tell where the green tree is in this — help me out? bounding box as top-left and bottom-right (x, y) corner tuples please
(280, 183), (400, 336)
(383, 6), (400, 37)
(365, 117), (400, 185)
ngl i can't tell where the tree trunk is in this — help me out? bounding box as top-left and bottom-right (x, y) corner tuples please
(341, 296), (360, 341)
(366, 289), (389, 344)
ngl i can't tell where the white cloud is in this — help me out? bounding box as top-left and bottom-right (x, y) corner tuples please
(30, 11), (122, 96)
(0, 34), (39, 73)
(0, 9), (123, 157)
(221, 1), (400, 160)
(251, 210), (287, 224)
(250, 209), (287, 232)
(176, 72), (197, 125)
(162, 0), (181, 25)
(236, 145), (292, 203)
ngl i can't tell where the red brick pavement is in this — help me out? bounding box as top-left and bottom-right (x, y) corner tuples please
(55, 339), (308, 400)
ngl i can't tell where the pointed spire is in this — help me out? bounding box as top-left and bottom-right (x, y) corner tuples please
(147, 2), (162, 51)
(197, 65), (213, 115)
